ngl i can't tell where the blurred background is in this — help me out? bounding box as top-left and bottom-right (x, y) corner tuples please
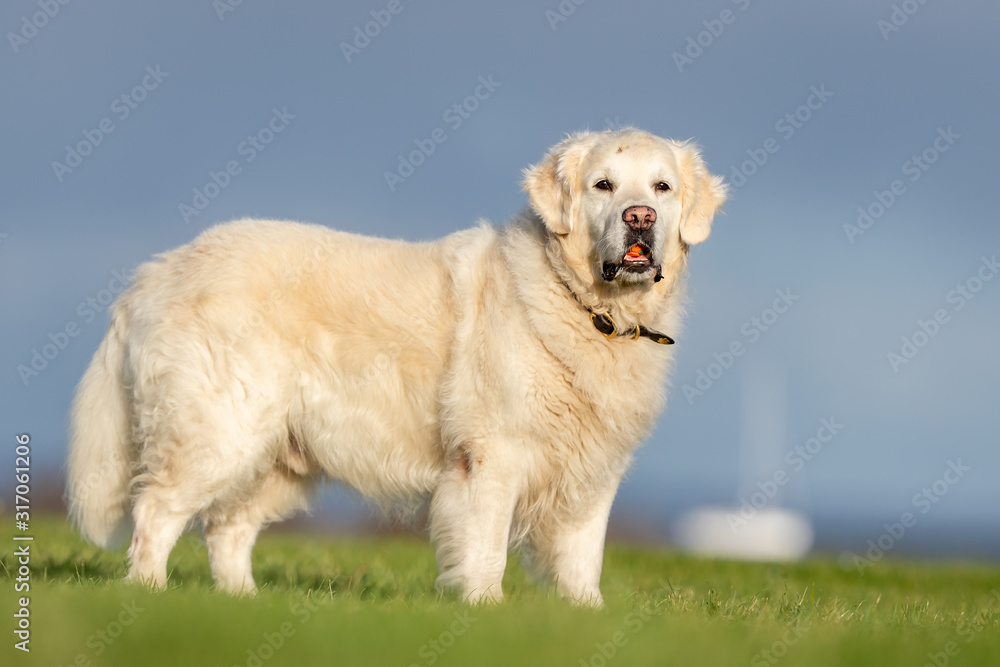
(1, 0), (997, 562)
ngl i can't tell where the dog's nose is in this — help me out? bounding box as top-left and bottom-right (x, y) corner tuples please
(622, 206), (656, 231)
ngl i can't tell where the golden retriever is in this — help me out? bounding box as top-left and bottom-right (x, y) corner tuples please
(67, 129), (726, 605)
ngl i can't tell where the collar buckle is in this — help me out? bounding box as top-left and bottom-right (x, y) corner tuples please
(589, 311), (618, 338)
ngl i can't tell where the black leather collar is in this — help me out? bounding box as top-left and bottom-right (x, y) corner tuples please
(560, 279), (675, 345)
(588, 310), (675, 345)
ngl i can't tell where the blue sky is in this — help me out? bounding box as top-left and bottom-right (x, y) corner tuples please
(1, 0), (998, 557)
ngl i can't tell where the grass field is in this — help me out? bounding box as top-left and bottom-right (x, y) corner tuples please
(3, 516), (1000, 667)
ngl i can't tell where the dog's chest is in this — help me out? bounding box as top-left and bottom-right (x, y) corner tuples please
(521, 337), (668, 461)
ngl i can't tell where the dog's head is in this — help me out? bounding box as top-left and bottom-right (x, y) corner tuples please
(523, 129), (727, 287)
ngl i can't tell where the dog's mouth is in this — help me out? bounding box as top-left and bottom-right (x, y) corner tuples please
(621, 242), (651, 269)
(601, 242), (660, 281)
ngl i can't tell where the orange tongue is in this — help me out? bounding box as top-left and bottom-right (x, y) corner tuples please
(627, 244), (644, 257)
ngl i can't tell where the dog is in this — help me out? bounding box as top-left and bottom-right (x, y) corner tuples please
(67, 129), (726, 605)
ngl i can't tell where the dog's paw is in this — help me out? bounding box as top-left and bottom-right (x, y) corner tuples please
(464, 584), (504, 606)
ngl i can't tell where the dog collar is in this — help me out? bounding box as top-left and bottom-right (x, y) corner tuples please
(559, 279), (675, 345)
(588, 310), (675, 345)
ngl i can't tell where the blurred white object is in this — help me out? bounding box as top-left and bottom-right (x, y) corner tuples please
(673, 506), (814, 561)
(672, 358), (815, 560)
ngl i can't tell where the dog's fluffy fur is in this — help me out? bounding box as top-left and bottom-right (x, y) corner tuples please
(67, 129), (726, 605)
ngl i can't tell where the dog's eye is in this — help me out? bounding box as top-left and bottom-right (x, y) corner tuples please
(655, 181), (671, 192)
(594, 179), (613, 191)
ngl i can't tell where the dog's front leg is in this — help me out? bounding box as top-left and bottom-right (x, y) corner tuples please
(532, 479), (621, 608)
(429, 444), (521, 604)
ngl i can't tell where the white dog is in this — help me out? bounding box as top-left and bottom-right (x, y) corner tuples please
(67, 129), (726, 605)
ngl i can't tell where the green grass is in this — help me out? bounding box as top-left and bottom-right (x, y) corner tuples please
(3, 517), (1000, 667)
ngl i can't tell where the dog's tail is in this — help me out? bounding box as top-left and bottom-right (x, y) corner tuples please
(67, 313), (134, 548)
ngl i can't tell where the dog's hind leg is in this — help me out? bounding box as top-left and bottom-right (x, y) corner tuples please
(202, 467), (313, 594)
(126, 404), (276, 590)
(203, 511), (259, 595)
(126, 486), (192, 590)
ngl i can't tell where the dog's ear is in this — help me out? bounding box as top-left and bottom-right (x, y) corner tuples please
(522, 133), (600, 235)
(676, 142), (728, 246)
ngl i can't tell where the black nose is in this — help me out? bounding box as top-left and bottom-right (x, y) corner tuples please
(622, 206), (656, 231)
